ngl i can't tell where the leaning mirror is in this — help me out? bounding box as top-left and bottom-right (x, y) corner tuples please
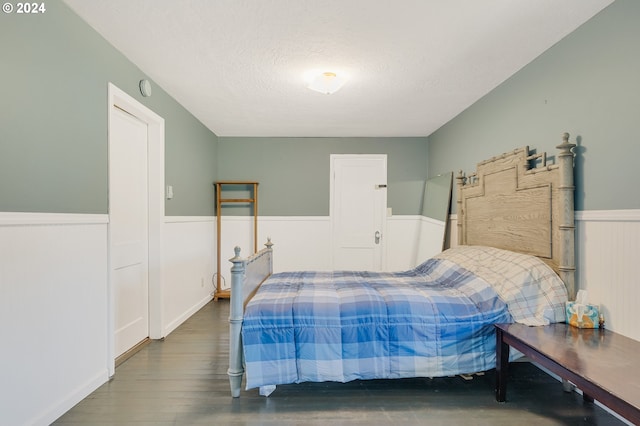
(415, 172), (453, 265)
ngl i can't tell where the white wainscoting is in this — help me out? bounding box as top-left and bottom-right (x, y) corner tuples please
(217, 215), (442, 277)
(385, 215), (422, 270)
(217, 215), (428, 284)
(162, 217), (216, 336)
(0, 213), (109, 426)
(575, 210), (640, 341)
(258, 216), (333, 272)
(216, 216), (332, 290)
(415, 216), (447, 267)
(0, 213), (222, 425)
(3, 209), (637, 425)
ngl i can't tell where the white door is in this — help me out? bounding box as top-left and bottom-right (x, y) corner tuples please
(331, 155), (387, 271)
(110, 106), (149, 358)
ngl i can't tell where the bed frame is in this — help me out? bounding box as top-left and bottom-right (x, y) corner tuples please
(226, 133), (576, 397)
(457, 133), (576, 299)
(227, 238), (273, 397)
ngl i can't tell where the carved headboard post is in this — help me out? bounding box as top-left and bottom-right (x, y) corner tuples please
(456, 170), (465, 246)
(556, 133), (577, 299)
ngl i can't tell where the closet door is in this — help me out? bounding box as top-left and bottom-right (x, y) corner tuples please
(110, 106), (149, 358)
(331, 155), (387, 271)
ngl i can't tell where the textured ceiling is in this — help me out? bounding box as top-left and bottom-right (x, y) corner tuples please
(63, 0), (613, 137)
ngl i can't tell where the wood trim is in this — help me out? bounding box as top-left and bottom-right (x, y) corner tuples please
(0, 212), (109, 226)
(575, 209), (640, 222)
(164, 216), (215, 223)
(115, 338), (150, 368)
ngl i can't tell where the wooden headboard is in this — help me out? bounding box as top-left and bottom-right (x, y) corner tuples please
(457, 133), (576, 298)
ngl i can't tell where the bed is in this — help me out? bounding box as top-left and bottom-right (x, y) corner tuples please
(227, 133), (576, 397)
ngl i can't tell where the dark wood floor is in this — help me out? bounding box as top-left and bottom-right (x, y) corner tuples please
(55, 301), (626, 425)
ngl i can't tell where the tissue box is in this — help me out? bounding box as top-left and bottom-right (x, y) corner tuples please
(565, 301), (599, 328)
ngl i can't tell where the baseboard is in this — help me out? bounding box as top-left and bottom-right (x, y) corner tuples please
(163, 294), (213, 336)
(32, 369), (109, 426)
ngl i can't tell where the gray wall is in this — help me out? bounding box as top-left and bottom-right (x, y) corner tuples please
(6, 1), (632, 217)
(0, 1), (218, 216)
(217, 137), (429, 216)
(428, 0), (640, 213)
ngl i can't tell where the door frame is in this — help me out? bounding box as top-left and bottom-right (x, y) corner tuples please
(329, 154), (388, 270)
(107, 83), (165, 376)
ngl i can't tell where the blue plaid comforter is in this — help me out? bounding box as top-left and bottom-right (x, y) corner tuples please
(242, 257), (513, 390)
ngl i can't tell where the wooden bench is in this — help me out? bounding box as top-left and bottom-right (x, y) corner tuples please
(495, 322), (640, 425)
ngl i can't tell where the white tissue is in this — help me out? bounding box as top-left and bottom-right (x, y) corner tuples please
(567, 289), (599, 328)
(575, 289), (588, 305)
(574, 290), (589, 325)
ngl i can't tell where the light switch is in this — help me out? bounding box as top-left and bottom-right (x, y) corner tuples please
(166, 185), (174, 200)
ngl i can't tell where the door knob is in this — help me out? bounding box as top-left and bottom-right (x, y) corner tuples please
(375, 231), (381, 244)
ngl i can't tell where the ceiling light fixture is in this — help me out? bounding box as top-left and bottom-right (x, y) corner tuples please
(306, 71), (347, 95)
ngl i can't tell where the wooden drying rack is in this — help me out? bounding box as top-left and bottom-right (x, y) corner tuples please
(214, 181), (258, 301)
